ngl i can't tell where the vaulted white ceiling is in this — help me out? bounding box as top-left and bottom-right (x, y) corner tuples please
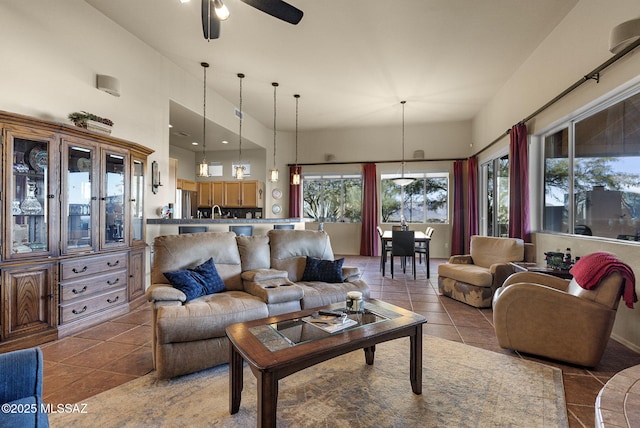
(85, 0), (578, 138)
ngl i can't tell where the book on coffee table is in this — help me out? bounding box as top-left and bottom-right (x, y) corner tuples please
(301, 315), (357, 333)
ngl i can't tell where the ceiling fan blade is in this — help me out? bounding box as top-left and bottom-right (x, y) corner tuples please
(201, 0), (221, 40)
(240, 0), (303, 25)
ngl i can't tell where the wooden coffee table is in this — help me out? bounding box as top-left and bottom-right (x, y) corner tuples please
(226, 299), (427, 428)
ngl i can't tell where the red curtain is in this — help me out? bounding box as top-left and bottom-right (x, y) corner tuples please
(360, 163), (378, 256)
(466, 156), (479, 253)
(508, 123), (531, 242)
(451, 160), (465, 255)
(288, 166), (302, 218)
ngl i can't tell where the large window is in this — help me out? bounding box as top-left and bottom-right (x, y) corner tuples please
(380, 173), (449, 223)
(543, 89), (640, 240)
(303, 174), (362, 222)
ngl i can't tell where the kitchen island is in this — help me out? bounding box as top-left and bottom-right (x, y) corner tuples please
(146, 217), (305, 244)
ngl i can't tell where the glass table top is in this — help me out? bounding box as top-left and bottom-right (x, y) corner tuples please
(249, 301), (402, 352)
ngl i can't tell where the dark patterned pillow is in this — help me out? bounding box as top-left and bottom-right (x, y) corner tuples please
(301, 256), (344, 283)
(163, 258), (225, 301)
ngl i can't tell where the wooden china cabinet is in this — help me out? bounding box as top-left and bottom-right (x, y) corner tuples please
(0, 110), (153, 351)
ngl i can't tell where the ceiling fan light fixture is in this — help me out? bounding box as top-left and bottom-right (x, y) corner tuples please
(213, 0), (230, 20)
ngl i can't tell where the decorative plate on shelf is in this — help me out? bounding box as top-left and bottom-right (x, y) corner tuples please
(28, 147), (48, 172)
(272, 188), (282, 199)
(77, 157), (91, 172)
(272, 204), (282, 214)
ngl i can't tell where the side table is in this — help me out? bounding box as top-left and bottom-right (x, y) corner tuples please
(510, 262), (573, 279)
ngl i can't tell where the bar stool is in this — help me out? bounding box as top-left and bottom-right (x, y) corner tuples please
(229, 225), (254, 236)
(178, 226), (208, 234)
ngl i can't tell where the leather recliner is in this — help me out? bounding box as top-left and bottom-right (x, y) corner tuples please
(492, 270), (626, 367)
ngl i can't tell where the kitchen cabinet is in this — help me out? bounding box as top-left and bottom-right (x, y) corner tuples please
(223, 180), (264, 208)
(0, 110), (153, 350)
(197, 181), (223, 207)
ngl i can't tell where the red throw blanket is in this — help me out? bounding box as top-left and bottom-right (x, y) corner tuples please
(569, 252), (637, 309)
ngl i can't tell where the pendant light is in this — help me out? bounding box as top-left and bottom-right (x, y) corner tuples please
(213, 0), (230, 20)
(390, 101), (415, 187)
(269, 82), (279, 183)
(291, 94), (301, 185)
(197, 62), (210, 178)
(234, 73), (245, 180)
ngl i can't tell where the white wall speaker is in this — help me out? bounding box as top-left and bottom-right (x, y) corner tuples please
(96, 74), (121, 97)
(609, 18), (640, 54)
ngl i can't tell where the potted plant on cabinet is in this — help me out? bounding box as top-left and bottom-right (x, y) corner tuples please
(68, 111), (113, 135)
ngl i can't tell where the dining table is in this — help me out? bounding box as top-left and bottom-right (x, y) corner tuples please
(381, 230), (430, 278)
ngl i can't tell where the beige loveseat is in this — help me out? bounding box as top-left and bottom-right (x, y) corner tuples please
(146, 229), (369, 379)
(437, 236), (535, 308)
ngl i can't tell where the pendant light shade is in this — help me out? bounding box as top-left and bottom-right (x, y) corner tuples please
(197, 62), (210, 178)
(235, 73), (245, 180)
(269, 82), (279, 182)
(390, 101), (415, 187)
(291, 94), (301, 185)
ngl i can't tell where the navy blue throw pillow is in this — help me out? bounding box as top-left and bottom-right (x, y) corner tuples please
(164, 258), (225, 301)
(301, 256), (344, 283)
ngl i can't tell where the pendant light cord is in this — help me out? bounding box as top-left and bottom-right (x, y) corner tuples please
(294, 94), (300, 166)
(401, 100), (406, 177)
(238, 73), (244, 163)
(202, 62), (209, 162)
(272, 82), (278, 169)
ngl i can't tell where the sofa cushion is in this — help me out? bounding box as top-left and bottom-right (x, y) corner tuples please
(152, 232), (243, 291)
(236, 235), (271, 271)
(437, 263), (493, 288)
(268, 229), (335, 281)
(298, 279), (370, 309)
(163, 258), (225, 301)
(469, 236), (524, 268)
(155, 291), (268, 343)
(301, 256), (344, 283)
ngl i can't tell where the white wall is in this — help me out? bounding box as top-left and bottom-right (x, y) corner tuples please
(473, 0), (640, 350)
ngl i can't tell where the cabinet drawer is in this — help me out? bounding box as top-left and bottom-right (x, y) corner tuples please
(59, 287), (126, 324)
(60, 270), (128, 302)
(60, 252), (128, 280)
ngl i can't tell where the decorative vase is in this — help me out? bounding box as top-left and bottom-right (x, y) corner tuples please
(20, 179), (42, 215)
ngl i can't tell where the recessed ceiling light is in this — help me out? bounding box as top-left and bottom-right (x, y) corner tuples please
(192, 142), (199, 145)
(222, 140), (229, 144)
(179, 0), (190, 4)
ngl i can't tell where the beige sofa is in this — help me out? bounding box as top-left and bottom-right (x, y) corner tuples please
(437, 236), (535, 308)
(146, 229), (369, 379)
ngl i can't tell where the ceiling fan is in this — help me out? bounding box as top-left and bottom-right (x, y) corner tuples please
(202, 0), (303, 40)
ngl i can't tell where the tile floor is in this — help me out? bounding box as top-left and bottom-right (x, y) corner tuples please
(39, 256), (640, 427)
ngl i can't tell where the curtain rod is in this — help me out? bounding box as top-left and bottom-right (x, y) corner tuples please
(474, 37), (640, 158)
(287, 157), (466, 167)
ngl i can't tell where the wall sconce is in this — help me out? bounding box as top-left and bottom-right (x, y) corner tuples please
(152, 161), (162, 194)
(96, 74), (121, 97)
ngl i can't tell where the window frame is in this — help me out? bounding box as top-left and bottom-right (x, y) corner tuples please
(301, 172), (363, 223)
(380, 171), (450, 224)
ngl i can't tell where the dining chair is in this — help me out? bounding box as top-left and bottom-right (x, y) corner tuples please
(377, 226), (392, 274)
(415, 227), (434, 277)
(229, 225), (254, 236)
(391, 230), (416, 280)
(391, 225), (404, 231)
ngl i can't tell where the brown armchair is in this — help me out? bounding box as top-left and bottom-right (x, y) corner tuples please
(437, 236), (535, 308)
(492, 270), (626, 367)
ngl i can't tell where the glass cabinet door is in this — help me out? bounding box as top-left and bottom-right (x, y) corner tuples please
(131, 157), (145, 243)
(101, 149), (129, 249)
(4, 125), (57, 260)
(61, 139), (98, 254)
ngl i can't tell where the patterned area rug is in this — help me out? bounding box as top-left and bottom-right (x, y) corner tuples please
(50, 335), (568, 427)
